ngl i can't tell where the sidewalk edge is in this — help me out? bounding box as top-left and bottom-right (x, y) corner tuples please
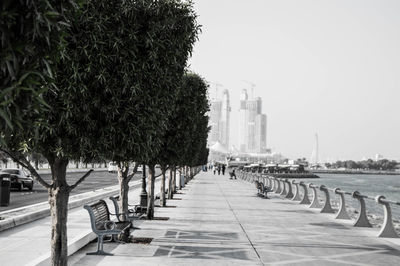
(0, 181), (141, 232)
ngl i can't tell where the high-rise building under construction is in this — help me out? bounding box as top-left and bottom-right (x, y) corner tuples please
(238, 89), (267, 153)
(208, 89), (231, 149)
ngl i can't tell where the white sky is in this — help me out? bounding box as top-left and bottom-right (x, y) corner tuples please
(188, 0), (400, 161)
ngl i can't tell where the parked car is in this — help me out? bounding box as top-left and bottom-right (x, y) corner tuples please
(108, 162), (118, 173)
(109, 162), (143, 173)
(0, 168), (34, 191)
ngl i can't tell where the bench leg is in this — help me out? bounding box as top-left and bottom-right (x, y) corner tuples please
(112, 227), (131, 243)
(112, 233), (125, 243)
(87, 235), (114, 256)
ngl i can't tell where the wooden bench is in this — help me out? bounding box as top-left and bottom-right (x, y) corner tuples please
(84, 200), (131, 255)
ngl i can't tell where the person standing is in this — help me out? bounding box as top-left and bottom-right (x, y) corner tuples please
(222, 164), (226, 175)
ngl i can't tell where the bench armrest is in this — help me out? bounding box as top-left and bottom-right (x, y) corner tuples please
(97, 221), (122, 235)
(104, 221), (117, 230)
(109, 212), (130, 221)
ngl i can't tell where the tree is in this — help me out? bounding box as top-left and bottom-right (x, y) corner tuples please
(130, 1), (200, 219)
(345, 160), (358, 169)
(149, 72), (210, 209)
(0, 2), (80, 265)
(177, 73), (210, 180)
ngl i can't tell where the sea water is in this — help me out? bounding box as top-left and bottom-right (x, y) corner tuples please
(305, 173), (400, 226)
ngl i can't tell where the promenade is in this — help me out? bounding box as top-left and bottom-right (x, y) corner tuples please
(69, 171), (400, 266)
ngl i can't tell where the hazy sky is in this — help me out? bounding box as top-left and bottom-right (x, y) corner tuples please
(189, 0), (400, 161)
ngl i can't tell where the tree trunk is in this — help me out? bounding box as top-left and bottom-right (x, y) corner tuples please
(117, 165), (130, 217)
(185, 166), (188, 184)
(172, 167), (176, 193)
(75, 161), (79, 168)
(146, 164), (156, 219)
(168, 167), (173, 199)
(48, 158), (69, 266)
(178, 168), (182, 189)
(160, 167), (166, 207)
(168, 168), (172, 195)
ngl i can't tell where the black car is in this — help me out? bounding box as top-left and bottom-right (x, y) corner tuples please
(0, 168), (34, 191)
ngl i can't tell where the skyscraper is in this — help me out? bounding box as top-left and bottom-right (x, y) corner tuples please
(238, 90), (267, 153)
(208, 89), (231, 149)
(238, 89), (248, 152)
(220, 90), (230, 148)
(209, 101), (222, 145)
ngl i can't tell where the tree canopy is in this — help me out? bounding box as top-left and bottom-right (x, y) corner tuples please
(0, 0), (72, 140)
(326, 159), (399, 171)
(178, 73), (210, 167)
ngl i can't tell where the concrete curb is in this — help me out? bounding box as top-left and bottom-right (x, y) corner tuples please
(29, 231), (97, 266)
(36, 168), (108, 174)
(0, 180), (142, 232)
(32, 179), (161, 266)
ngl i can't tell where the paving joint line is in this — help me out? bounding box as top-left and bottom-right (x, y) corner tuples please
(216, 179), (265, 266)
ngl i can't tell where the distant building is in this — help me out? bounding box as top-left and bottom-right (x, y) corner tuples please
(238, 89), (267, 153)
(209, 101), (222, 145)
(220, 90), (230, 149)
(238, 89), (248, 152)
(375, 154), (384, 161)
(208, 89), (231, 150)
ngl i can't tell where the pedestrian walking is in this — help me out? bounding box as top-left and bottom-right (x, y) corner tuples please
(222, 164), (226, 175)
(217, 165), (221, 175)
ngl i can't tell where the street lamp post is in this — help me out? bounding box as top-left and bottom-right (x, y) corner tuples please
(140, 164), (147, 209)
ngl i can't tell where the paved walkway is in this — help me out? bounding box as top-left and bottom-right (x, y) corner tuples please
(0, 178), (158, 266)
(69, 171), (400, 266)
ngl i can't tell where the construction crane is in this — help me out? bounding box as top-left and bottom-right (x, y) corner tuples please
(243, 80), (255, 99)
(209, 82), (223, 100)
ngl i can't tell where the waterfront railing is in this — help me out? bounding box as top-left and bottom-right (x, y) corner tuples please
(236, 170), (399, 238)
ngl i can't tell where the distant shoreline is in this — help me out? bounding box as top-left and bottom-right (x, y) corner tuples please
(311, 170), (400, 176)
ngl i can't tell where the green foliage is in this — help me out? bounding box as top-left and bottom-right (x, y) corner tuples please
(3, 0), (199, 164)
(0, 151), (9, 164)
(327, 159), (398, 171)
(169, 72), (210, 167)
(1, 0), (200, 263)
(0, 0), (74, 138)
